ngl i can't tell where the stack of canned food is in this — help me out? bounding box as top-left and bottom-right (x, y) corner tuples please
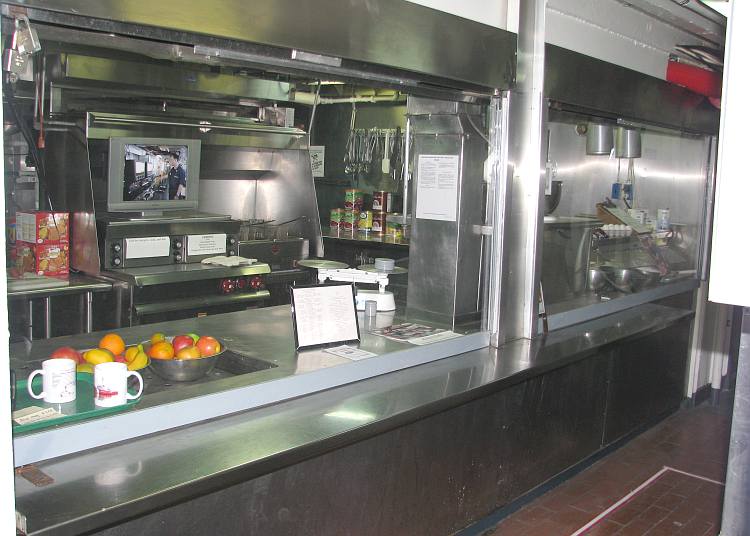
(329, 188), (406, 240)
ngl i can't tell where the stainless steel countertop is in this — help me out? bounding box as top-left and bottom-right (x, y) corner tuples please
(6, 274), (112, 299)
(14, 303), (693, 536)
(11, 307), (418, 411)
(101, 262), (272, 287)
(13, 306), (489, 466)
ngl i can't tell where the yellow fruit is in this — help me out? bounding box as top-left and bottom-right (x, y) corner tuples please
(124, 344), (144, 363)
(127, 352), (148, 371)
(99, 333), (125, 356)
(83, 348), (114, 365)
(76, 363), (94, 374)
(150, 332), (166, 345)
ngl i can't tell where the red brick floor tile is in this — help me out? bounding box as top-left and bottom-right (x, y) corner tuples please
(511, 506), (556, 526)
(584, 520), (623, 535)
(487, 516), (532, 536)
(654, 493), (686, 511)
(477, 405), (729, 536)
(618, 518), (662, 536)
(605, 504), (643, 526)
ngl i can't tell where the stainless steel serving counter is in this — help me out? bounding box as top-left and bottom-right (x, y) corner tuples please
(13, 303), (693, 536)
(11, 306), (487, 466)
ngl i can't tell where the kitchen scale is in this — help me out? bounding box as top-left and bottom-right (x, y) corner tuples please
(316, 267), (398, 311)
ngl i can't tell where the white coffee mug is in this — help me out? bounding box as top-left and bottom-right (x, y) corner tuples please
(94, 362), (143, 408)
(27, 358), (77, 403)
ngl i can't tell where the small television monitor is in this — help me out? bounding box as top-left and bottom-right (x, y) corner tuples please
(107, 137), (202, 213)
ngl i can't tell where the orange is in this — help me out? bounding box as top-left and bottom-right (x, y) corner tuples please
(99, 333), (125, 356)
(148, 341), (175, 360)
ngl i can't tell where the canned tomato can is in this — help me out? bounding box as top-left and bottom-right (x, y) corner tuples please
(385, 213), (403, 240)
(359, 210), (373, 231)
(342, 209), (359, 231)
(344, 189), (364, 210)
(372, 212), (387, 234)
(372, 190), (389, 212)
(330, 208), (344, 229)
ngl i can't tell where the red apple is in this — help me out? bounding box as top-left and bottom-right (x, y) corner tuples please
(50, 346), (83, 364)
(114, 354), (127, 364)
(196, 336), (221, 357)
(172, 335), (195, 353)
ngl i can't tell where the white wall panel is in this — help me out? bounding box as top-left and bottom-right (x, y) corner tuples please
(548, 0), (716, 79)
(709, 1), (750, 307)
(404, 0), (508, 29)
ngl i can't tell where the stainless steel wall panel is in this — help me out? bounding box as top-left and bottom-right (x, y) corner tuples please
(547, 118), (711, 270)
(406, 98), (487, 327)
(199, 149), (323, 257)
(12, 0), (516, 91)
(721, 308), (750, 535)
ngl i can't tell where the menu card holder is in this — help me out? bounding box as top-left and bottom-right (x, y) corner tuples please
(290, 283), (360, 350)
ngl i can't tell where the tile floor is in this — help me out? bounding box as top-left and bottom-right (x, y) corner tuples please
(482, 403), (731, 536)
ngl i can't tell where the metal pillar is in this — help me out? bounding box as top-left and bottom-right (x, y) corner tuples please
(720, 307), (750, 535)
(493, 0), (547, 345)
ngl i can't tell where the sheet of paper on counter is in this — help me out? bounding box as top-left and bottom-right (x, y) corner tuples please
(372, 322), (443, 342)
(372, 322), (462, 346)
(324, 345), (377, 361)
(407, 330), (463, 345)
(13, 406), (63, 425)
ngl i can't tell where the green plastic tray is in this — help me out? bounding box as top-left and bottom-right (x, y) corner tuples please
(13, 372), (140, 434)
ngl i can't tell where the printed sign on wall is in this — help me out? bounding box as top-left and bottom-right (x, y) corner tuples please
(310, 146), (325, 178)
(415, 154), (459, 221)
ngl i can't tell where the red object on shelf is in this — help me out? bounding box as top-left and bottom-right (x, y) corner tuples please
(666, 60), (722, 99)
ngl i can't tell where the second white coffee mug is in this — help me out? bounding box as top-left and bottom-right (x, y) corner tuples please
(94, 362), (143, 408)
(27, 358), (77, 403)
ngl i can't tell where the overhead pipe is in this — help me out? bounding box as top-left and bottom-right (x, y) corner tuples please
(294, 92), (405, 105)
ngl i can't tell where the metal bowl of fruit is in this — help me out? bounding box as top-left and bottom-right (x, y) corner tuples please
(144, 334), (226, 382)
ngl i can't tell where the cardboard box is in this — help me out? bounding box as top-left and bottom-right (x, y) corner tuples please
(15, 242), (69, 277)
(16, 212), (69, 244)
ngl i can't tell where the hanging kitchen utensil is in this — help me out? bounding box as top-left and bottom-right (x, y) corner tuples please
(382, 130), (390, 174)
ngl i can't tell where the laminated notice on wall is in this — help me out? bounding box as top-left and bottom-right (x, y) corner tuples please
(310, 146), (325, 178)
(415, 155), (459, 221)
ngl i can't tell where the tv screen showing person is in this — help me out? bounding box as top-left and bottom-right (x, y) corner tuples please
(123, 144), (188, 202)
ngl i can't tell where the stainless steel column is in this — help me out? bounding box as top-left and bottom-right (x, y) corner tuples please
(27, 300), (34, 341)
(720, 307), (750, 535)
(85, 291), (93, 333)
(44, 297), (52, 338)
(493, 0), (547, 344)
